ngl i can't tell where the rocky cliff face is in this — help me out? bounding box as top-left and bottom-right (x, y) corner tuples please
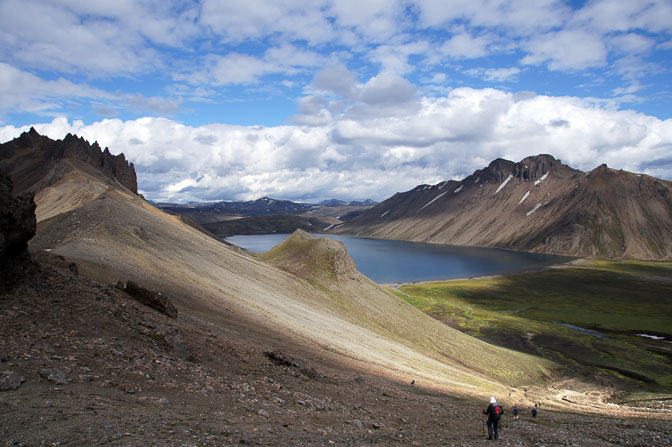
(0, 170), (36, 291)
(0, 128), (137, 194)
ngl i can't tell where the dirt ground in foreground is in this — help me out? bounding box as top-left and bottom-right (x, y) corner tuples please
(1, 256), (671, 447)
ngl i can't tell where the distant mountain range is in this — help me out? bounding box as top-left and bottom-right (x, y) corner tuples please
(156, 197), (378, 237)
(318, 199), (377, 207)
(156, 197), (377, 218)
(157, 197), (314, 220)
(333, 154), (672, 260)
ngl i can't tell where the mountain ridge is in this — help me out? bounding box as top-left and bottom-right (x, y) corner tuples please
(0, 128), (137, 195)
(333, 154), (672, 260)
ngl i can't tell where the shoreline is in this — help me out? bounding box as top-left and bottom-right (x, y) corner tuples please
(381, 257), (591, 289)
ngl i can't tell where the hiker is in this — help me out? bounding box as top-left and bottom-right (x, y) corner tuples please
(513, 405), (519, 419)
(483, 396), (503, 440)
(532, 406), (538, 418)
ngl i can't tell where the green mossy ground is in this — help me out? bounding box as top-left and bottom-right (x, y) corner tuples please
(393, 260), (672, 392)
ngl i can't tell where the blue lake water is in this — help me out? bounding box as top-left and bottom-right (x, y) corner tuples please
(225, 234), (573, 284)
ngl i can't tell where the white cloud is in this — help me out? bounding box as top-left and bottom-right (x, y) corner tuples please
(182, 45), (324, 86)
(611, 81), (645, 97)
(328, 0), (404, 42)
(360, 73), (417, 106)
(343, 73), (421, 120)
(199, 0), (333, 44)
(522, 29), (607, 70)
(441, 31), (492, 59)
(415, 0), (570, 34)
(0, 63), (112, 115)
(609, 33), (656, 55)
(311, 65), (360, 99)
(5, 82), (670, 203)
(0, 63), (184, 119)
(573, 0), (672, 34)
(370, 41), (431, 74)
(466, 67), (521, 82)
(0, 0), (198, 76)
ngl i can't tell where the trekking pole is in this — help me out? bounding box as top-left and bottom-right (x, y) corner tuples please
(482, 413), (485, 438)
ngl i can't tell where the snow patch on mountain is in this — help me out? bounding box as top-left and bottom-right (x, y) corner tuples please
(495, 174), (513, 194)
(526, 203), (543, 216)
(418, 192), (448, 212)
(518, 191), (530, 205)
(534, 172), (550, 186)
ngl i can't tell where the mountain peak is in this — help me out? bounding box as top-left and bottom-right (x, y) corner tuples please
(261, 229), (358, 283)
(336, 154), (672, 260)
(1, 130), (138, 195)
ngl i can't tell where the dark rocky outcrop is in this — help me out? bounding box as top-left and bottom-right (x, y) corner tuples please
(114, 280), (178, 319)
(0, 170), (36, 292)
(0, 128), (137, 194)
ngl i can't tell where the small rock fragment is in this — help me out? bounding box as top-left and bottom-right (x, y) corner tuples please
(0, 371), (25, 391)
(39, 368), (68, 385)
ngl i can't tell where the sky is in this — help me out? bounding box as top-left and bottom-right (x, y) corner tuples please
(1, 0), (672, 203)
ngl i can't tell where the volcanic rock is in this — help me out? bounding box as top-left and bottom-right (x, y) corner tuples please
(0, 371), (25, 391)
(114, 280), (178, 319)
(39, 368), (68, 385)
(0, 128), (137, 195)
(0, 169), (36, 292)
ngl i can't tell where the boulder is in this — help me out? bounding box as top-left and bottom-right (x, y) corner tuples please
(114, 280), (178, 319)
(39, 368), (68, 385)
(0, 371), (25, 391)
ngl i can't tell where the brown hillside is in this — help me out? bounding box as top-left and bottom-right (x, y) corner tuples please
(2, 132), (671, 445)
(335, 155), (672, 260)
(1, 131), (557, 394)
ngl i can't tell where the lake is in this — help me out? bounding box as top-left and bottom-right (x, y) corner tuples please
(225, 233), (573, 284)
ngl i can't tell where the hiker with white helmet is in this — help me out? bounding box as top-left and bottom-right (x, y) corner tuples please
(483, 396), (504, 440)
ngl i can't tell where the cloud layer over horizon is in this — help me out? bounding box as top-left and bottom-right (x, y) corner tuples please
(1, 1), (671, 202)
(2, 79), (671, 203)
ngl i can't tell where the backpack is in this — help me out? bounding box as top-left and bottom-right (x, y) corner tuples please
(493, 404), (502, 419)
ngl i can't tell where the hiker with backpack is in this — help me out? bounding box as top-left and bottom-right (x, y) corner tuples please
(483, 396), (504, 440)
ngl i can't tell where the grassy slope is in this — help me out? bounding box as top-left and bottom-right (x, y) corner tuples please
(31, 172), (559, 398)
(259, 231), (560, 389)
(395, 260), (672, 390)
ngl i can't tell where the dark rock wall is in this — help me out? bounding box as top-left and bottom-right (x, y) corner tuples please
(0, 170), (36, 291)
(60, 133), (138, 194)
(1, 128), (137, 194)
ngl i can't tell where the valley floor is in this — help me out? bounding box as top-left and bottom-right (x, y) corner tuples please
(1, 255), (671, 446)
